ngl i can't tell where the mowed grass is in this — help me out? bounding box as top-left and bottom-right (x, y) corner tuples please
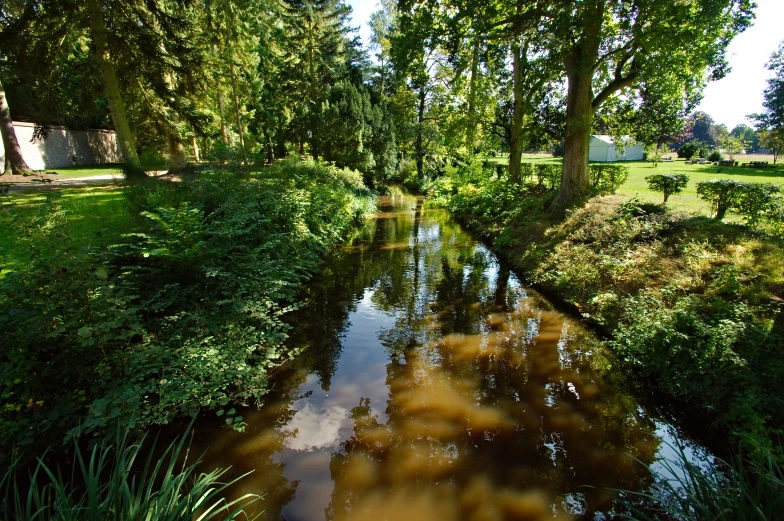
(489, 153), (784, 217)
(43, 163), (124, 178)
(0, 186), (136, 276)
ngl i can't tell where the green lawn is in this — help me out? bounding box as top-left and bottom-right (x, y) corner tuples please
(490, 153), (784, 217)
(0, 186), (135, 276)
(43, 164), (124, 178)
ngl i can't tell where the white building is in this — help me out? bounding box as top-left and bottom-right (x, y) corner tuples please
(588, 135), (644, 162)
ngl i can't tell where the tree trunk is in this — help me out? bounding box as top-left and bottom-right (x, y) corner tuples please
(508, 43), (524, 184)
(416, 84), (426, 180)
(229, 64), (245, 159)
(166, 128), (187, 172)
(548, 3), (604, 213)
(0, 79), (31, 175)
(86, 0), (144, 179)
(465, 36), (480, 153)
(217, 90), (228, 145)
(192, 137), (200, 162)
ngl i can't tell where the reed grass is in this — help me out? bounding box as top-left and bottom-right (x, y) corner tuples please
(620, 440), (784, 521)
(1, 426), (259, 521)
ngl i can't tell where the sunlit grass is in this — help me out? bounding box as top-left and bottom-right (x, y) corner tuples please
(41, 163), (124, 178)
(0, 187), (135, 276)
(488, 153), (784, 217)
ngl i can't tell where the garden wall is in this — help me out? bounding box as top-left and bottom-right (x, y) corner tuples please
(0, 121), (121, 170)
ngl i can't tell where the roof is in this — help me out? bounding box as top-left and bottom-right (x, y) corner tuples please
(591, 135), (638, 145)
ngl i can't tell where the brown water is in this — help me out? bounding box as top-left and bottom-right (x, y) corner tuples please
(189, 194), (709, 520)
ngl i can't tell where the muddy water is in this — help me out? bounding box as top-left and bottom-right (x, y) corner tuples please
(191, 194), (702, 520)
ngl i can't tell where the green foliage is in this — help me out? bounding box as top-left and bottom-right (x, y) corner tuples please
(697, 179), (781, 226)
(612, 292), (783, 431)
(622, 438), (784, 521)
(1, 425), (258, 521)
(589, 164), (629, 194)
(678, 140), (707, 159)
(644, 173), (689, 203)
(0, 160), (375, 456)
(708, 150), (724, 162)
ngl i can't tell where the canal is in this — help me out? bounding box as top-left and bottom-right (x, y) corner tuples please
(188, 194), (710, 520)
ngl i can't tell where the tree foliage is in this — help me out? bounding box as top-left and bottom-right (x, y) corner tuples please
(645, 173), (688, 204)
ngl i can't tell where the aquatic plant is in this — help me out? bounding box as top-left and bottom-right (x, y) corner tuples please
(1, 426), (258, 521)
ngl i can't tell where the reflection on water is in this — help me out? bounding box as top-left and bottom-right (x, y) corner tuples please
(190, 195), (705, 520)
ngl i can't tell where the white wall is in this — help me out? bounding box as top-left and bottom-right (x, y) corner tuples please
(0, 122), (121, 170)
(589, 140), (644, 162)
(589, 143), (610, 162)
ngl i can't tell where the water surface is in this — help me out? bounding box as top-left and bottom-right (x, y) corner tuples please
(191, 194), (704, 520)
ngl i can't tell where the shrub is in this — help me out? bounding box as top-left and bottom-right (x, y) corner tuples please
(697, 179), (781, 226)
(708, 150), (724, 162)
(589, 164), (629, 194)
(645, 173), (689, 203)
(678, 140), (702, 159)
(697, 179), (745, 220)
(612, 292), (784, 430)
(735, 182), (781, 228)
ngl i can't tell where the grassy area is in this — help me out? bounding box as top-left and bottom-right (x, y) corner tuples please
(489, 153), (784, 216)
(43, 164), (124, 178)
(0, 187), (133, 276)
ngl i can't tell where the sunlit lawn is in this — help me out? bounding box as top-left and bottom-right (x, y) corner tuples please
(490, 153), (784, 217)
(42, 163), (125, 178)
(0, 186), (136, 277)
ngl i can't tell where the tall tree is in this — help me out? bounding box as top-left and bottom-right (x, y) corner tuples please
(751, 40), (784, 164)
(85, 0), (143, 177)
(0, 78), (31, 175)
(538, 0), (754, 212)
(282, 0), (353, 159)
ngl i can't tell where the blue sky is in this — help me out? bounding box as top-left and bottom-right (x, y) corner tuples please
(346, 0), (783, 130)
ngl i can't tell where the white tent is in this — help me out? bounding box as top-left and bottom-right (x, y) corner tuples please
(588, 135), (644, 162)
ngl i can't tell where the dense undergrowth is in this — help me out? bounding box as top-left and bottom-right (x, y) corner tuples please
(0, 160), (375, 459)
(429, 162), (784, 445)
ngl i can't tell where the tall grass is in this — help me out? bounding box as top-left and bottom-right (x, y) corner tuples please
(1, 426), (259, 521)
(622, 440), (784, 521)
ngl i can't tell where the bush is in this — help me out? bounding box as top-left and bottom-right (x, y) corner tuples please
(697, 179), (781, 226)
(678, 140), (707, 159)
(708, 150), (724, 162)
(645, 173), (689, 203)
(612, 292), (784, 430)
(589, 164), (629, 194)
(0, 160), (375, 455)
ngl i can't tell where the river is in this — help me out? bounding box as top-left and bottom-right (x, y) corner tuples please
(188, 194), (711, 521)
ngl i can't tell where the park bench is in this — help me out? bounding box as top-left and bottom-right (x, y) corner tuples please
(686, 158), (707, 165)
(718, 160), (738, 167)
(661, 157), (674, 162)
(742, 161), (770, 168)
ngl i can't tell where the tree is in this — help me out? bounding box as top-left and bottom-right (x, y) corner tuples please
(85, 0), (143, 178)
(539, 0), (754, 212)
(645, 173), (688, 203)
(0, 78), (31, 175)
(730, 123), (759, 151)
(758, 128), (783, 165)
(750, 40), (784, 165)
(721, 135), (745, 160)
